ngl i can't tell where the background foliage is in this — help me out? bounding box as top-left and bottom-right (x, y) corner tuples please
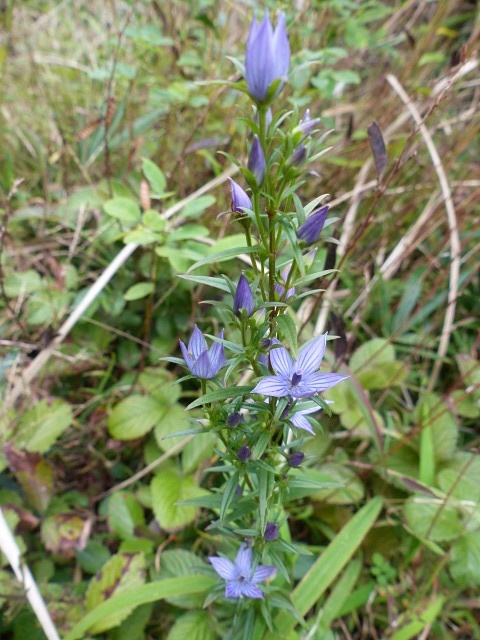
(1, 0), (479, 638)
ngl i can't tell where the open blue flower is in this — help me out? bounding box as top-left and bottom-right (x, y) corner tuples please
(179, 325), (226, 379)
(245, 12), (290, 103)
(251, 333), (348, 399)
(209, 544), (276, 599)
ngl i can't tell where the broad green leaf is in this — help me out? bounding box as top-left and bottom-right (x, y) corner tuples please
(4, 269), (43, 297)
(65, 576), (216, 640)
(310, 462), (364, 505)
(167, 611), (216, 640)
(104, 197), (141, 225)
(142, 209), (166, 231)
(403, 496), (463, 542)
(142, 158), (166, 194)
(16, 399), (72, 454)
(263, 497), (383, 638)
(124, 282), (154, 301)
(356, 361), (408, 390)
(123, 227), (159, 245)
(180, 195), (216, 218)
(157, 549), (209, 609)
(450, 532), (480, 587)
(41, 513), (90, 557)
(350, 338), (395, 372)
(108, 395), (164, 440)
(437, 453), (480, 502)
(182, 432), (216, 473)
(169, 224), (209, 241)
(151, 469), (207, 532)
(154, 403), (190, 452)
(107, 492), (145, 539)
(85, 553), (145, 633)
(76, 541), (111, 574)
(4, 446), (54, 513)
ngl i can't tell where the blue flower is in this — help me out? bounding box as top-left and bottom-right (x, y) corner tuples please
(251, 333), (348, 399)
(233, 273), (254, 317)
(247, 135), (267, 186)
(228, 178), (252, 214)
(245, 12), (290, 103)
(179, 325), (226, 379)
(297, 205), (329, 245)
(209, 544), (276, 599)
(294, 109), (321, 137)
(274, 265), (295, 301)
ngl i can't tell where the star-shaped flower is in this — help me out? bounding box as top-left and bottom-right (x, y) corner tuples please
(251, 333), (348, 399)
(209, 544), (276, 599)
(289, 402), (333, 434)
(179, 325), (226, 379)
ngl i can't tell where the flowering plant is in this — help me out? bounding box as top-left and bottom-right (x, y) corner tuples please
(169, 9), (349, 634)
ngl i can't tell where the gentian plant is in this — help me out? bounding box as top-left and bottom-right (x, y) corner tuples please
(168, 9), (349, 637)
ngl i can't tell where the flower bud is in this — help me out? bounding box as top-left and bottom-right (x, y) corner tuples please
(245, 12), (290, 104)
(247, 136), (266, 186)
(294, 109), (321, 137)
(264, 522), (279, 541)
(227, 412), (244, 428)
(228, 178), (252, 214)
(288, 452), (305, 468)
(233, 273), (254, 317)
(238, 445), (252, 463)
(297, 205), (329, 246)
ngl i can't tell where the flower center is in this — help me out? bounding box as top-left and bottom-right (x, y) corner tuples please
(238, 573), (247, 583)
(291, 372), (302, 386)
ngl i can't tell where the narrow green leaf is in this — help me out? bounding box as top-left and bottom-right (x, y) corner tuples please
(64, 576), (216, 640)
(142, 158), (166, 194)
(263, 497), (383, 638)
(124, 282), (154, 301)
(390, 595), (445, 640)
(187, 245), (262, 273)
(186, 386), (252, 410)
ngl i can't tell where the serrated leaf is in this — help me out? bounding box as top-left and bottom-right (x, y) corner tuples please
(85, 553), (146, 633)
(124, 282), (154, 301)
(151, 469), (207, 532)
(167, 611), (216, 640)
(108, 395), (164, 440)
(403, 496), (463, 542)
(158, 549), (208, 609)
(154, 403), (190, 452)
(16, 399), (72, 454)
(104, 198), (141, 225)
(450, 532), (480, 587)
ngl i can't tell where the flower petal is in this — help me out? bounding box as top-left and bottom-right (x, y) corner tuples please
(290, 412), (315, 433)
(302, 372), (350, 393)
(209, 556), (236, 580)
(251, 564), (277, 583)
(270, 346), (293, 377)
(251, 376), (290, 397)
(192, 350), (214, 379)
(239, 582), (264, 599)
(272, 12), (290, 79)
(189, 325), (208, 359)
(209, 330), (226, 374)
(235, 544), (253, 576)
(297, 334), (327, 374)
(179, 340), (193, 371)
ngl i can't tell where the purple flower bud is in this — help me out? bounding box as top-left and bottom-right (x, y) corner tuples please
(227, 412), (244, 428)
(248, 136), (266, 186)
(264, 522), (279, 541)
(233, 273), (254, 317)
(245, 12), (290, 103)
(238, 445), (252, 463)
(228, 178), (252, 214)
(297, 205), (329, 246)
(258, 337), (281, 367)
(290, 144), (306, 166)
(288, 452), (305, 468)
(274, 265), (295, 301)
(295, 109), (321, 137)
